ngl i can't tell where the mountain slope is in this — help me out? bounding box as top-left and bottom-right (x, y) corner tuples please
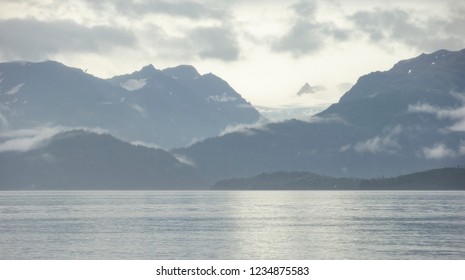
(0, 61), (131, 129)
(176, 49), (465, 183)
(0, 61), (261, 148)
(320, 49), (465, 133)
(0, 130), (203, 189)
(108, 64), (261, 147)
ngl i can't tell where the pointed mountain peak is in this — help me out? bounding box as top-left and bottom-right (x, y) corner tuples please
(162, 65), (201, 81)
(296, 82), (327, 96)
(140, 64), (158, 73)
(135, 64), (160, 74)
(297, 82), (314, 96)
(130, 64), (162, 79)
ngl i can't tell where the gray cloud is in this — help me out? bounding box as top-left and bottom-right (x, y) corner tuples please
(273, 0), (350, 56)
(84, 0), (239, 61)
(2, 0), (227, 21)
(349, 7), (465, 52)
(80, 0), (225, 20)
(274, 21), (325, 56)
(146, 25), (240, 61)
(292, 0), (317, 17)
(0, 18), (136, 60)
(190, 26), (239, 61)
(131, 0), (225, 19)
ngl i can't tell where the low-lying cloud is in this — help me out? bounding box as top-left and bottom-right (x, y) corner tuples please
(408, 93), (465, 132)
(353, 125), (402, 154)
(422, 141), (465, 159)
(0, 126), (107, 153)
(422, 143), (456, 159)
(219, 117), (269, 136)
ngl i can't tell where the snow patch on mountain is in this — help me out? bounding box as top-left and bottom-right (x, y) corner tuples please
(131, 104), (145, 114)
(207, 92), (237, 103)
(5, 83), (24, 95)
(120, 79), (147, 91)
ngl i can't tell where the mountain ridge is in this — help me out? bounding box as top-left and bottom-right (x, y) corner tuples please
(0, 130), (204, 190)
(0, 60), (261, 148)
(175, 48), (465, 183)
(1, 48), (464, 190)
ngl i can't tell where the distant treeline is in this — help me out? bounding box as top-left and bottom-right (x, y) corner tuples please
(212, 168), (465, 190)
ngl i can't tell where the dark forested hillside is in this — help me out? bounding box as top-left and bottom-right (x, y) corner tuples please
(213, 168), (465, 190)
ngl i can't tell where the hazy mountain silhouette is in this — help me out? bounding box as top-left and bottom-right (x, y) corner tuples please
(108, 64), (261, 147)
(213, 168), (465, 190)
(0, 130), (203, 189)
(296, 82), (325, 96)
(0, 61), (260, 148)
(175, 49), (465, 183)
(1, 49), (464, 189)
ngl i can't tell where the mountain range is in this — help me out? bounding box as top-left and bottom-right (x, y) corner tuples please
(174, 49), (465, 183)
(0, 61), (260, 148)
(1, 48), (464, 189)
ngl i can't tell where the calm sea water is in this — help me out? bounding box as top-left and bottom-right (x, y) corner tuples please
(1, 191), (464, 259)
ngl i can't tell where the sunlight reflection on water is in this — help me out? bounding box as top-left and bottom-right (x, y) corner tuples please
(1, 191), (464, 259)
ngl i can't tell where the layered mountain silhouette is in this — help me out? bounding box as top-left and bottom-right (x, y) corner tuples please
(1, 49), (464, 189)
(0, 61), (260, 148)
(175, 49), (465, 183)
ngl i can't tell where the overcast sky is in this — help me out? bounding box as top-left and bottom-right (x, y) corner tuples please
(1, 0), (464, 108)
